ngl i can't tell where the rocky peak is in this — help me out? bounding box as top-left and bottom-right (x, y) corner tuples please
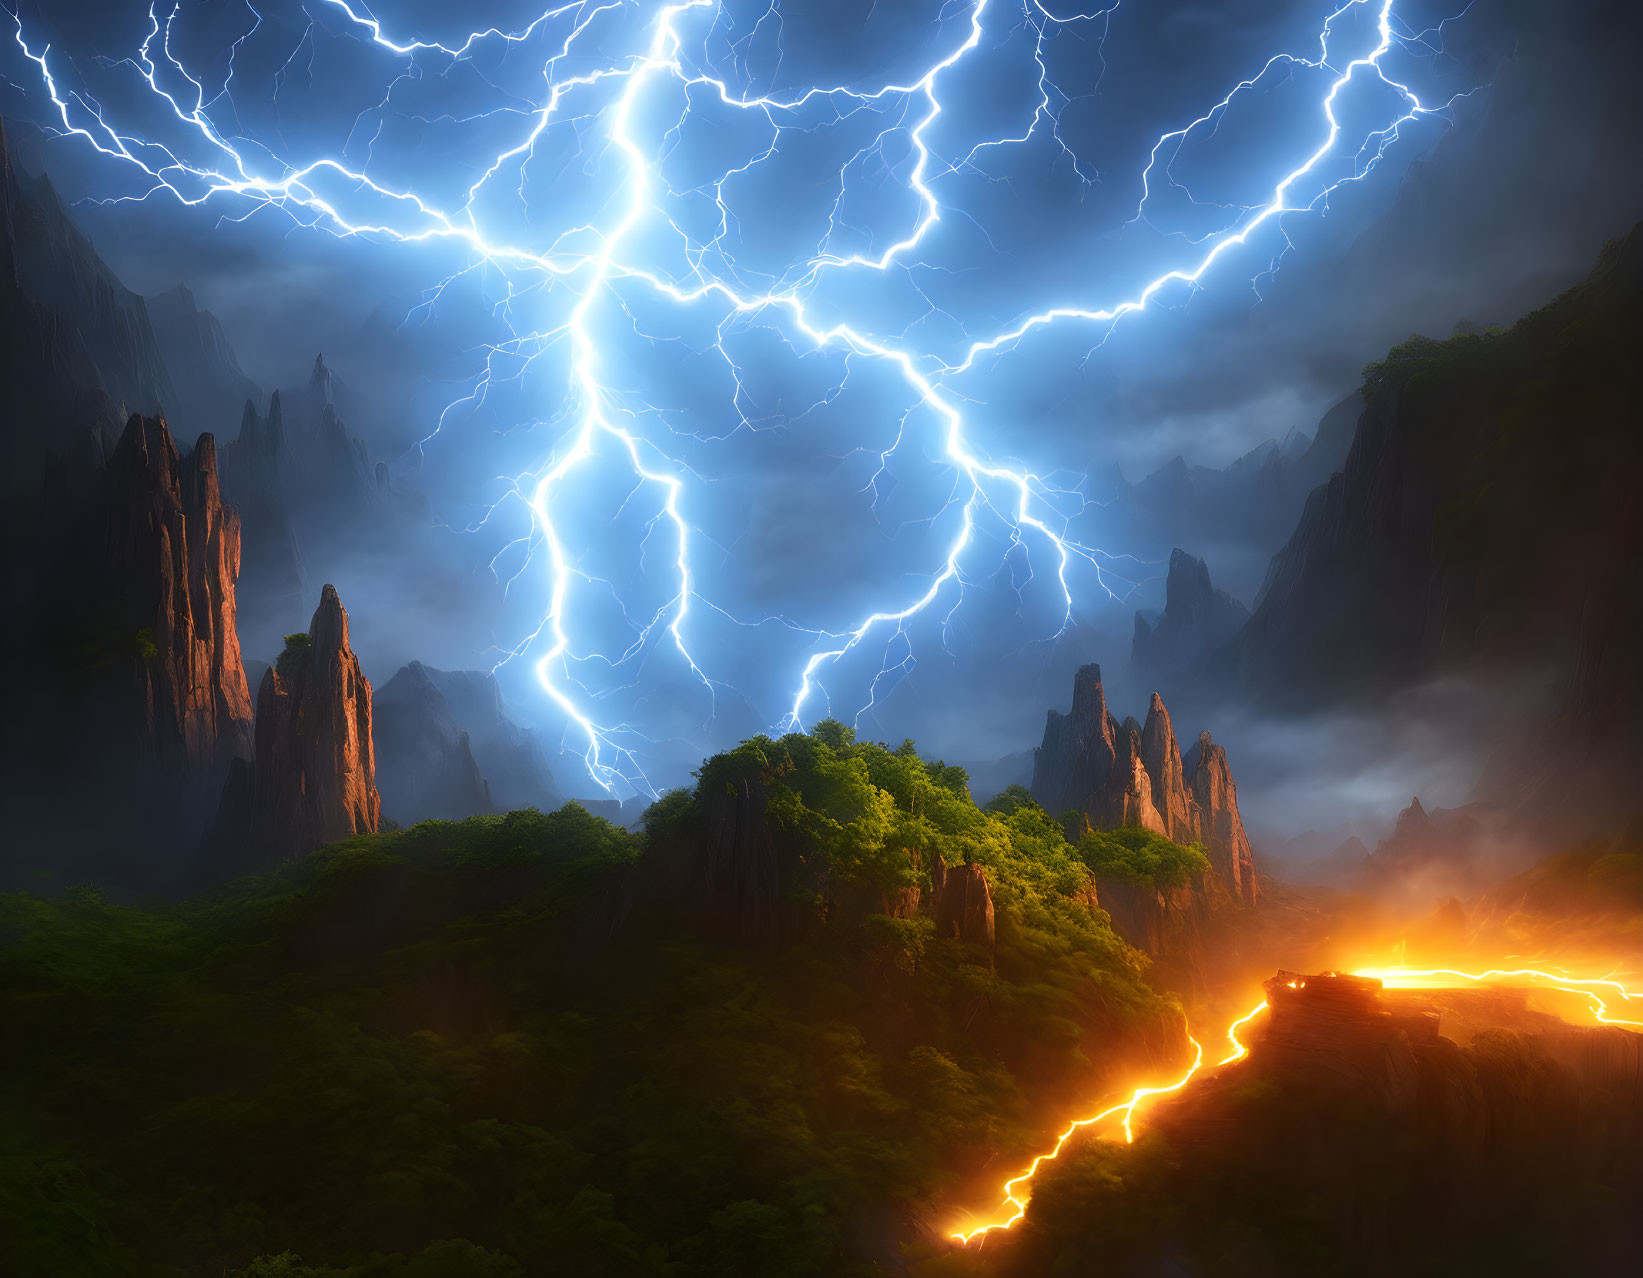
(1182, 730), (1258, 905)
(1394, 795), (1429, 837)
(309, 353), (333, 404)
(1031, 662), (1120, 815)
(266, 389), (285, 444)
(1164, 546), (1215, 616)
(1140, 692), (1192, 836)
(1033, 666), (1258, 905)
(248, 584), (381, 855)
(103, 412), (253, 771)
(1108, 717), (1168, 834)
(237, 398), (259, 447)
(227, 391), (289, 482)
(1132, 548), (1249, 679)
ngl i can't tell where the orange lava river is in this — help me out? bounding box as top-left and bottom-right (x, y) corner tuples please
(949, 964), (1643, 1244)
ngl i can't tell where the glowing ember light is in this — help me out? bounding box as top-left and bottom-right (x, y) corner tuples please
(950, 997), (1269, 1243)
(1352, 965), (1643, 1030)
(951, 963), (1643, 1245)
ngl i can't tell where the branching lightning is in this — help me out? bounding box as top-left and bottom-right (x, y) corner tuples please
(6, 0), (1473, 794)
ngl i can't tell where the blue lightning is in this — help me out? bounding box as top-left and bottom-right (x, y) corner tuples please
(6, 0), (1473, 795)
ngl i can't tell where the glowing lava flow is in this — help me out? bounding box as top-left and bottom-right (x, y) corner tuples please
(950, 997), (1269, 1243)
(951, 964), (1643, 1245)
(1355, 965), (1643, 1030)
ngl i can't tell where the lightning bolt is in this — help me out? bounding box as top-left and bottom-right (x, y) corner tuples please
(7, 0), (1473, 794)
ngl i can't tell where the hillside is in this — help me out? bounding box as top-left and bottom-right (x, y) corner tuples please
(0, 726), (1198, 1277)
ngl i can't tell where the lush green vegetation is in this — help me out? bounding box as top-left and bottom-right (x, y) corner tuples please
(1075, 827), (1211, 891)
(1, 723), (1184, 1278)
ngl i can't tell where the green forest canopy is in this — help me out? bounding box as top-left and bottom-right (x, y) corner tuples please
(1, 723), (1206, 1278)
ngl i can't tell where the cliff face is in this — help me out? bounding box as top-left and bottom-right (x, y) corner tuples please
(1180, 729), (1256, 904)
(374, 661), (493, 825)
(0, 121), (126, 494)
(1032, 664), (1257, 905)
(4, 409), (253, 889)
(930, 855), (996, 961)
(103, 413), (253, 770)
(1228, 226), (1643, 722)
(1132, 549), (1249, 681)
(249, 585), (381, 855)
(692, 754), (999, 953)
(1032, 664), (1120, 817)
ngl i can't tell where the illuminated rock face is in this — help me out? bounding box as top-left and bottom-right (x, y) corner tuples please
(248, 584), (381, 855)
(1032, 664), (1257, 905)
(103, 413), (254, 773)
(930, 856), (995, 962)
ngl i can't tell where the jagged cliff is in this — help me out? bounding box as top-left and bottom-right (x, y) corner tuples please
(4, 411), (253, 888)
(5, 149), (174, 423)
(1132, 548), (1248, 680)
(238, 585), (381, 856)
(220, 390), (306, 635)
(103, 414), (254, 770)
(0, 120), (127, 492)
(374, 661), (493, 825)
(1228, 227), (1643, 715)
(1032, 664), (1257, 906)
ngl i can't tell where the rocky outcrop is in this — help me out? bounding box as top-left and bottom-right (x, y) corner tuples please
(1110, 717), (1169, 835)
(1131, 548), (1249, 680)
(1033, 664), (1258, 905)
(1357, 795), (1515, 897)
(4, 408), (253, 889)
(103, 413), (253, 769)
(226, 390), (292, 479)
(1087, 876), (1206, 956)
(1139, 695), (1192, 835)
(930, 855), (996, 961)
(1032, 664), (1120, 818)
(247, 585), (381, 855)
(1181, 730), (1257, 905)
(374, 662), (493, 825)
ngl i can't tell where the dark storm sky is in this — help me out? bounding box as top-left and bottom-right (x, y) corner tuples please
(3, 0), (1640, 826)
